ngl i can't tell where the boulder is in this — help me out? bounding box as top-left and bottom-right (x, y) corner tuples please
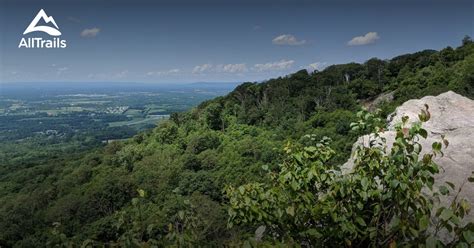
(345, 91), (474, 220)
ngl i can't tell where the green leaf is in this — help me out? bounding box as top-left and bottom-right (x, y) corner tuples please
(355, 217), (366, 227)
(432, 142), (442, 151)
(423, 154), (433, 164)
(361, 177), (369, 191)
(294, 153), (303, 164)
(368, 227), (377, 239)
(304, 146), (317, 153)
(320, 173), (327, 181)
(291, 181), (299, 191)
(439, 185), (449, 195)
(425, 236), (437, 248)
(455, 242), (469, 248)
(390, 216), (400, 229)
(462, 230), (474, 244)
(451, 215), (461, 225)
(305, 229), (323, 238)
(468, 172), (474, 182)
(440, 208), (453, 221)
(390, 179), (400, 189)
(400, 183), (407, 191)
(419, 215), (429, 230)
(460, 199), (471, 213)
(409, 227), (419, 237)
(419, 129), (428, 139)
(243, 240), (252, 248)
(286, 206), (295, 216)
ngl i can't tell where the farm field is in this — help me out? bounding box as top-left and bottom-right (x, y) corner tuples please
(0, 82), (237, 143)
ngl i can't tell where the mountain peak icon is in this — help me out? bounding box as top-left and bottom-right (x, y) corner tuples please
(23, 9), (61, 36)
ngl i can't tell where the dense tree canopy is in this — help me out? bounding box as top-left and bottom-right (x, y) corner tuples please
(1, 39), (473, 247)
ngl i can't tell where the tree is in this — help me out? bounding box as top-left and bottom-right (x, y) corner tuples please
(462, 35), (473, 46)
(202, 102), (225, 131)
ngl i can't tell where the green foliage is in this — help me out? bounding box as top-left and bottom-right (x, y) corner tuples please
(1, 39), (473, 247)
(349, 78), (381, 99)
(186, 131), (221, 154)
(226, 107), (473, 247)
(154, 121), (179, 144)
(201, 101), (226, 131)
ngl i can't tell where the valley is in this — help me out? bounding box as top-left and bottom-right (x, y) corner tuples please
(0, 82), (237, 143)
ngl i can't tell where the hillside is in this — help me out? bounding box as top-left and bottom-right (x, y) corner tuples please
(1, 39), (473, 247)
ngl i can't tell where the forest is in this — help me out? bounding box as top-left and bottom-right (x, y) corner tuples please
(1, 37), (473, 247)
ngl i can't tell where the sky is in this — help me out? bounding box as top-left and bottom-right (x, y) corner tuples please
(0, 0), (472, 84)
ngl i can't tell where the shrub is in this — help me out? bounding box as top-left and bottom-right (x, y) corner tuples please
(225, 106), (473, 247)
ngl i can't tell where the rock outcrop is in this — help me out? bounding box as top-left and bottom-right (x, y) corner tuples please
(346, 91), (474, 220)
(364, 90), (395, 111)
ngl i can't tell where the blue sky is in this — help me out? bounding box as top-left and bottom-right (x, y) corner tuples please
(0, 0), (472, 84)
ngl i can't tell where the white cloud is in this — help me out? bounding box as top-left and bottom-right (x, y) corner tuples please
(347, 32), (380, 46)
(192, 64), (213, 74)
(272, 34), (306, 46)
(306, 62), (327, 71)
(80, 28), (100, 37)
(192, 63), (247, 74)
(192, 60), (295, 74)
(167, 68), (180, 74)
(115, 70), (128, 78)
(253, 59), (295, 72)
(50, 64), (68, 75)
(219, 63), (247, 73)
(146, 68), (180, 76)
(87, 70), (128, 80)
(56, 67), (68, 75)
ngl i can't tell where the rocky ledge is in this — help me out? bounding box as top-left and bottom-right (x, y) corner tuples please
(346, 91), (474, 221)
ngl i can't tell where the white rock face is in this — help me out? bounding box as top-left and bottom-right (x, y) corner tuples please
(346, 91), (474, 220)
(387, 91), (474, 133)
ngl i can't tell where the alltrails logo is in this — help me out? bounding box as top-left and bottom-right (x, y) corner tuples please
(18, 9), (67, 48)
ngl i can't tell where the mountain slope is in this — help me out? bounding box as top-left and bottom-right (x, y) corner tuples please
(1, 39), (473, 246)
